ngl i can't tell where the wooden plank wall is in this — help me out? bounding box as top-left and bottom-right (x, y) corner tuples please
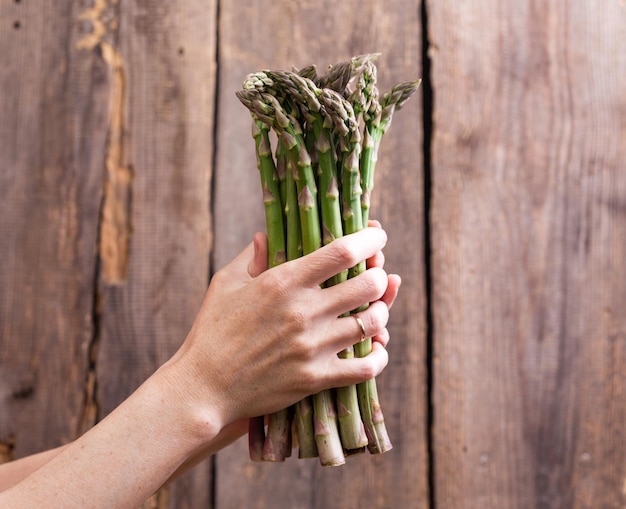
(0, 0), (106, 465)
(1, 0), (625, 508)
(428, 1), (626, 508)
(0, 1), (219, 507)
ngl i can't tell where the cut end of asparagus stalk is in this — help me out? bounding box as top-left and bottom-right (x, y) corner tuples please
(295, 397), (318, 459)
(262, 407), (293, 462)
(248, 416), (266, 462)
(368, 398), (393, 454)
(336, 386), (369, 450)
(313, 390), (346, 467)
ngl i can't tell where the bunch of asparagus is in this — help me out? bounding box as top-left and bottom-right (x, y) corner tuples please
(236, 53), (420, 467)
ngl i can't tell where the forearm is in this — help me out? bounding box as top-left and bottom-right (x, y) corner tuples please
(0, 362), (222, 508)
(0, 425), (246, 496)
(0, 444), (69, 492)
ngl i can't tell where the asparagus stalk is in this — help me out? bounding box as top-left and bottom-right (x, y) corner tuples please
(283, 142), (312, 458)
(253, 120), (286, 267)
(295, 64), (318, 82)
(307, 82), (367, 451)
(242, 118), (287, 460)
(274, 136), (288, 223)
(294, 396), (317, 458)
(248, 416), (265, 462)
(283, 144), (302, 261)
(316, 58), (353, 94)
(250, 119), (295, 461)
(316, 53), (380, 99)
(283, 135), (317, 459)
(263, 408), (293, 461)
(360, 79), (421, 225)
(313, 390), (345, 466)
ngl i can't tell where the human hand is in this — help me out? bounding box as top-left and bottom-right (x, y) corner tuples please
(247, 219), (401, 350)
(168, 225), (399, 437)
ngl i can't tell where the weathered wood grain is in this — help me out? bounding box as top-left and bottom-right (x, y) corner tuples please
(1, 1), (218, 507)
(213, 1), (428, 508)
(6, 0), (624, 507)
(0, 0), (107, 459)
(80, 1), (219, 507)
(428, 1), (626, 507)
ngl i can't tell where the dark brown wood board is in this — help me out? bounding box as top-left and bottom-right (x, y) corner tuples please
(0, 1), (218, 507)
(212, 1), (429, 508)
(0, 0), (108, 460)
(428, 1), (626, 507)
(86, 1), (219, 506)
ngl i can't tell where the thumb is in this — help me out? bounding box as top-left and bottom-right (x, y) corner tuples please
(247, 232), (269, 278)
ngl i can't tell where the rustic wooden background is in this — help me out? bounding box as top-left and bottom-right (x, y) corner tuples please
(0, 1), (624, 508)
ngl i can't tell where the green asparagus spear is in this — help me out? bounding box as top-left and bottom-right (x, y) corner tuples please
(360, 79), (421, 225)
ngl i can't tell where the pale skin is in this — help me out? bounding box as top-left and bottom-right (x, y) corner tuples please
(0, 224), (401, 508)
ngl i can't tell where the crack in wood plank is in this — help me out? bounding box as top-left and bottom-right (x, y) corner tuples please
(0, 437), (15, 464)
(98, 41), (133, 284)
(76, 2), (132, 284)
(76, 0), (109, 51)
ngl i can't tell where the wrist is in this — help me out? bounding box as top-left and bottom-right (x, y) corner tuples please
(151, 357), (226, 450)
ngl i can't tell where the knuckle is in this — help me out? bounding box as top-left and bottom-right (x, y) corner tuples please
(376, 328), (391, 348)
(284, 306), (309, 335)
(292, 336), (314, 363)
(367, 250), (385, 270)
(263, 270), (291, 298)
(352, 346), (388, 382)
(210, 266), (230, 286)
(357, 361), (379, 381)
(360, 267), (387, 299)
(370, 302), (390, 331)
(331, 239), (361, 268)
(279, 307), (316, 359)
(369, 267), (389, 296)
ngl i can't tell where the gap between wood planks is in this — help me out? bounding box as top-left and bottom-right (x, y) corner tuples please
(420, 1), (436, 508)
(208, 0), (223, 507)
